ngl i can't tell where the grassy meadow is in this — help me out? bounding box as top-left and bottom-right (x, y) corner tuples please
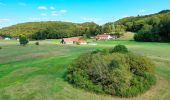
(0, 38), (170, 100)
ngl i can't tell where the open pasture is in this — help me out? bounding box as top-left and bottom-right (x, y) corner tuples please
(0, 40), (170, 100)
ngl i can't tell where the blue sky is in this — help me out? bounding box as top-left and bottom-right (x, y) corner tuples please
(0, 0), (170, 27)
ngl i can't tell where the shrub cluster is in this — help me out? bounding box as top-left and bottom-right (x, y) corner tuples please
(110, 45), (128, 53)
(35, 42), (39, 45)
(66, 45), (156, 97)
(19, 35), (29, 46)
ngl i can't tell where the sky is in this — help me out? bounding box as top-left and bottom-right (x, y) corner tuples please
(0, 0), (170, 28)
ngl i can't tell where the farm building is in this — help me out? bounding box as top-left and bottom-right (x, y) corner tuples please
(96, 34), (116, 40)
(61, 37), (87, 45)
(0, 36), (3, 40)
(4, 37), (11, 40)
(11, 37), (19, 41)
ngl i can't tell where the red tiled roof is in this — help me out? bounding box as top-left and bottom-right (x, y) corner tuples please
(63, 37), (80, 42)
(63, 37), (86, 43)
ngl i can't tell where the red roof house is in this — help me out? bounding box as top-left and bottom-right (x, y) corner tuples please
(62, 37), (87, 45)
(96, 34), (113, 40)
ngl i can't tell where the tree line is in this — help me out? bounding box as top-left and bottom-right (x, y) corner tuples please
(115, 10), (170, 42)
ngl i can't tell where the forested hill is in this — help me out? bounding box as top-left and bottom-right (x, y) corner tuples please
(0, 21), (73, 37)
(0, 21), (99, 38)
(115, 10), (170, 32)
(115, 10), (170, 42)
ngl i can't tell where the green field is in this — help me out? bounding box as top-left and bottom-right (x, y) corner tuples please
(0, 39), (170, 100)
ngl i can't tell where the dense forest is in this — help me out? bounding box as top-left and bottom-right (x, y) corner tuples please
(115, 10), (170, 42)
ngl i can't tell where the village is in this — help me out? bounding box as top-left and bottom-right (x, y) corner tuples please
(61, 33), (117, 45)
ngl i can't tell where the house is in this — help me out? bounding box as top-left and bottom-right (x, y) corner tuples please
(11, 37), (19, 41)
(61, 37), (87, 45)
(96, 34), (113, 40)
(4, 37), (11, 40)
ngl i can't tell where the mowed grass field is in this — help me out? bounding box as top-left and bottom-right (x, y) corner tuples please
(0, 39), (170, 100)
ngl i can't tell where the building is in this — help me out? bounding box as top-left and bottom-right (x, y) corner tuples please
(96, 34), (113, 40)
(61, 37), (87, 45)
(78, 40), (87, 45)
(4, 37), (11, 40)
(0, 36), (3, 40)
(11, 37), (19, 41)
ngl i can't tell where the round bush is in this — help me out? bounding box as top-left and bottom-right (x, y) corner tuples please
(19, 35), (29, 46)
(66, 47), (156, 97)
(0, 46), (2, 49)
(35, 42), (39, 45)
(111, 45), (128, 53)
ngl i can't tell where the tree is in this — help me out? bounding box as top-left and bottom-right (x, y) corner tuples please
(19, 35), (29, 46)
(102, 23), (114, 33)
(125, 22), (133, 31)
(159, 15), (170, 41)
(60, 39), (65, 44)
(134, 24), (154, 42)
(32, 29), (47, 40)
(138, 24), (152, 34)
(114, 25), (125, 38)
(94, 25), (103, 35)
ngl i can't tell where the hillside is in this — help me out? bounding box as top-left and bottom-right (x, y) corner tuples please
(116, 32), (134, 40)
(115, 10), (170, 32)
(0, 21), (98, 38)
(0, 21), (74, 37)
(115, 10), (170, 42)
(115, 10), (170, 25)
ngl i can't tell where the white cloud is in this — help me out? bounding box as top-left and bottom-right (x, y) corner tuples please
(18, 2), (26, 6)
(81, 17), (101, 22)
(139, 9), (146, 13)
(51, 13), (60, 16)
(38, 6), (48, 10)
(122, 15), (129, 18)
(0, 18), (10, 23)
(40, 13), (47, 16)
(50, 6), (55, 10)
(51, 10), (68, 16)
(28, 17), (48, 21)
(60, 10), (67, 13)
(51, 11), (59, 16)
